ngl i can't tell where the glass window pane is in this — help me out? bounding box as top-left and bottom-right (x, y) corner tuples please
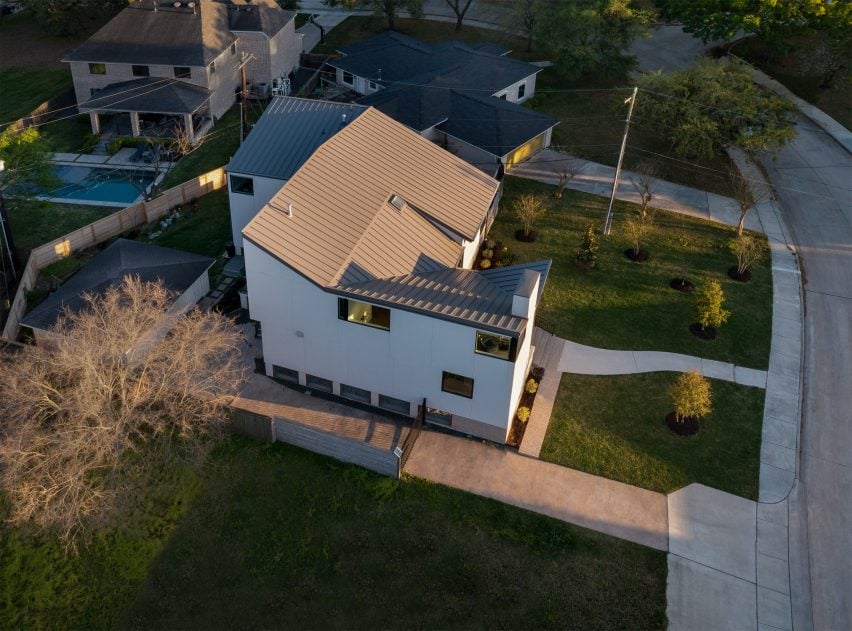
(475, 331), (511, 359)
(305, 374), (333, 393)
(442, 371), (474, 398)
(345, 299), (389, 330)
(378, 394), (410, 415)
(230, 174), (254, 195)
(341, 384), (371, 404)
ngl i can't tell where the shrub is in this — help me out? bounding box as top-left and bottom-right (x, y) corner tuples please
(623, 212), (655, 256)
(694, 280), (730, 330)
(525, 378), (539, 394)
(485, 238), (496, 249)
(479, 259), (492, 269)
(516, 406), (531, 423)
(669, 370), (712, 421)
(513, 194), (547, 238)
(576, 225), (599, 266)
(482, 248), (494, 259)
(728, 234), (764, 274)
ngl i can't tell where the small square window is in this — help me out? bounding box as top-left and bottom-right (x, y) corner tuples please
(517, 83), (526, 99)
(132, 65), (149, 77)
(174, 66), (191, 79)
(378, 394), (410, 415)
(341, 383), (371, 404)
(306, 374), (333, 393)
(442, 371), (474, 399)
(89, 63), (106, 75)
(230, 174), (254, 195)
(342, 71), (354, 86)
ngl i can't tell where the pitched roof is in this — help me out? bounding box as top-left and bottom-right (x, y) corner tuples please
(77, 78), (212, 114)
(21, 240), (214, 331)
(242, 107), (500, 288)
(334, 260), (552, 334)
(330, 34), (539, 96)
(63, 0), (292, 66)
(227, 97), (367, 180)
(358, 86), (558, 158)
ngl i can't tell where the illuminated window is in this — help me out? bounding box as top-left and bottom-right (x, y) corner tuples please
(475, 331), (512, 360)
(89, 63), (106, 75)
(442, 371), (474, 399)
(338, 298), (390, 331)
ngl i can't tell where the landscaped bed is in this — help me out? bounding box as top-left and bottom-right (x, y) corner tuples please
(2, 437), (668, 629)
(489, 177), (773, 369)
(540, 372), (765, 500)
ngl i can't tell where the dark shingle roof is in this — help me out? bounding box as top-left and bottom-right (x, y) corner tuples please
(330, 34), (539, 95)
(227, 0), (294, 36)
(358, 86), (558, 158)
(21, 240), (214, 331)
(334, 259), (551, 334)
(77, 78), (212, 114)
(227, 97), (367, 180)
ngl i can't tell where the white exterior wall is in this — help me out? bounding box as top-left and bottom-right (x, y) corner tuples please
(334, 68), (374, 95)
(493, 72), (538, 103)
(245, 240), (524, 439)
(228, 172), (287, 253)
(167, 271), (211, 315)
(438, 130), (499, 171)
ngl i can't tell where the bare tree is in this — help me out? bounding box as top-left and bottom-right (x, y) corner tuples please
(623, 211), (655, 259)
(513, 193), (547, 240)
(0, 277), (246, 550)
(553, 155), (584, 199)
(729, 233), (764, 278)
(729, 166), (769, 236)
(127, 124), (195, 201)
(444, 0), (473, 31)
(629, 159), (659, 220)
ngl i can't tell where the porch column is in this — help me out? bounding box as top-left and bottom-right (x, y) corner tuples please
(184, 113), (195, 145)
(88, 112), (101, 135)
(129, 111), (141, 137)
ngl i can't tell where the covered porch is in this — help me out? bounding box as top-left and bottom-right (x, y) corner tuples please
(78, 78), (213, 146)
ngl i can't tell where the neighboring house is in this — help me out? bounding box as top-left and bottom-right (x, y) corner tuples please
(21, 239), (214, 347)
(63, 0), (301, 144)
(226, 96), (367, 254)
(327, 32), (557, 172)
(242, 107), (551, 443)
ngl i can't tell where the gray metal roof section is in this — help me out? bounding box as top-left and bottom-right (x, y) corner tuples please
(330, 34), (539, 96)
(479, 259), (551, 300)
(335, 259), (552, 334)
(77, 78), (212, 115)
(227, 97), (368, 179)
(21, 239), (214, 331)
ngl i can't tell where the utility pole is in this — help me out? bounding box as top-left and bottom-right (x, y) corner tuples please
(603, 86), (638, 236)
(235, 52), (256, 143)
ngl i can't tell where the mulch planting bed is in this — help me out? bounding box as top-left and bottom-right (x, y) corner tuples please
(506, 366), (545, 448)
(624, 248), (649, 262)
(689, 323), (718, 340)
(670, 278), (694, 292)
(515, 229), (538, 243)
(666, 411), (700, 436)
(728, 266), (752, 282)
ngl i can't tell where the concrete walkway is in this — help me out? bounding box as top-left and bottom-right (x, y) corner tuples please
(558, 339), (768, 388)
(404, 429), (669, 551)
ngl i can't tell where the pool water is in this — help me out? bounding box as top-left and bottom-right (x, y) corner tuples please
(47, 165), (155, 204)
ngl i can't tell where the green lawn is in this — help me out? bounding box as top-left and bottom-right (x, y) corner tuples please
(490, 178), (772, 369)
(314, 15), (541, 61)
(0, 68), (72, 123)
(145, 189), (230, 260)
(541, 373), (765, 499)
(5, 199), (114, 261)
(2, 437), (668, 629)
(39, 114), (95, 153)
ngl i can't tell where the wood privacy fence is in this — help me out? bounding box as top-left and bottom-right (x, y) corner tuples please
(1, 167), (227, 340)
(231, 408), (401, 478)
(6, 87), (77, 133)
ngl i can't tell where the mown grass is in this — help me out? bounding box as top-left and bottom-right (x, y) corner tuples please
(541, 373), (765, 499)
(0, 68), (72, 123)
(489, 177), (772, 369)
(125, 438), (667, 630)
(39, 114), (95, 153)
(2, 438), (667, 629)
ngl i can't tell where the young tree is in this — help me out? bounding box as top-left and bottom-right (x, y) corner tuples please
(693, 279), (730, 332)
(669, 370), (712, 421)
(623, 212), (654, 258)
(576, 224), (599, 267)
(537, 0), (652, 81)
(323, 0), (423, 30)
(552, 155), (583, 199)
(0, 277), (246, 549)
(629, 159), (658, 220)
(636, 60), (797, 161)
(513, 193), (547, 240)
(729, 234), (764, 278)
(444, 0), (473, 31)
(729, 166), (769, 237)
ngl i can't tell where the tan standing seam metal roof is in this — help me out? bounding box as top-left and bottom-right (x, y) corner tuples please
(243, 107), (500, 288)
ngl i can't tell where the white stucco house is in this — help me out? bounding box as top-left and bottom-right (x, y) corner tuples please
(226, 97), (367, 254)
(242, 107), (550, 443)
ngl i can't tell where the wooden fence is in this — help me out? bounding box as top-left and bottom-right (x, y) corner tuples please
(1, 167), (227, 340)
(6, 87), (77, 133)
(231, 407), (400, 477)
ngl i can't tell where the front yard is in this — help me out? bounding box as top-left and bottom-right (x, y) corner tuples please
(541, 373), (765, 500)
(489, 177), (773, 369)
(3, 438), (668, 629)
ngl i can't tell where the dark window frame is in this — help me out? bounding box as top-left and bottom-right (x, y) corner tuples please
(132, 64), (150, 77)
(342, 71), (354, 86)
(272, 364), (299, 383)
(305, 374), (333, 393)
(337, 298), (390, 331)
(474, 330), (518, 361)
(88, 63), (106, 75)
(442, 371), (474, 399)
(230, 174), (254, 195)
(517, 83), (526, 99)
(208, 61), (216, 74)
(231, 42), (237, 55)
(174, 66), (191, 79)
(378, 394), (411, 415)
(341, 383), (371, 404)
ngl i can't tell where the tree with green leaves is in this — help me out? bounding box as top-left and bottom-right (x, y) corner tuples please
(536, 0), (652, 81)
(23, 0), (128, 37)
(656, 0), (851, 55)
(636, 59), (797, 160)
(693, 279), (729, 333)
(669, 370), (712, 421)
(0, 126), (56, 194)
(323, 0), (423, 30)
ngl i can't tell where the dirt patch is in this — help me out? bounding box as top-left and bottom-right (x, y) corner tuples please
(670, 278), (694, 292)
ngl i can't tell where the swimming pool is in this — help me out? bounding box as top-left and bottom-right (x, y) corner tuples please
(44, 165), (156, 206)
